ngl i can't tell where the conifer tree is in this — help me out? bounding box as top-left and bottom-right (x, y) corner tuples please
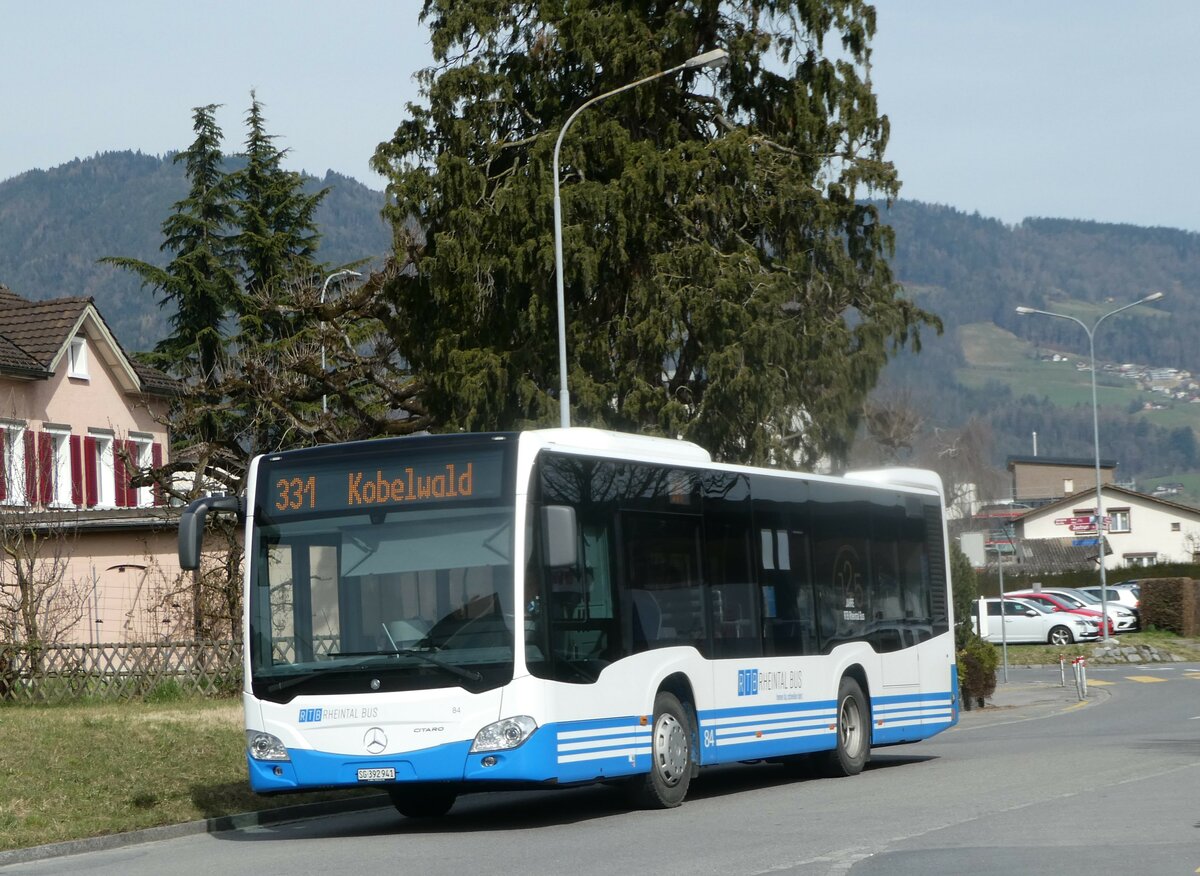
(104, 104), (238, 388)
(373, 0), (939, 466)
(232, 93), (328, 343)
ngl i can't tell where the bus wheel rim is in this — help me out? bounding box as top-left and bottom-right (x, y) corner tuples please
(654, 713), (688, 785)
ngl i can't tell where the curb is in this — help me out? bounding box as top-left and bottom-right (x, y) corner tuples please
(0, 794), (391, 868)
(954, 680), (1111, 730)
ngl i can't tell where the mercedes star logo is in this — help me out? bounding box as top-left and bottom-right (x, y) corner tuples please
(364, 727), (388, 754)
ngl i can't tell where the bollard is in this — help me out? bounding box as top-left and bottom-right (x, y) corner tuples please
(1071, 656), (1087, 700)
(1078, 657), (1087, 698)
(1059, 655), (1067, 687)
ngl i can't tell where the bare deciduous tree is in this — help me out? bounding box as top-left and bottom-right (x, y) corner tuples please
(0, 508), (87, 645)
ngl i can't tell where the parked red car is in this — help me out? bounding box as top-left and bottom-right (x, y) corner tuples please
(1008, 591), (1116, 635)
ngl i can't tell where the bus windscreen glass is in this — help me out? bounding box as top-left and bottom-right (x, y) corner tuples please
(249, 443), (515, 700)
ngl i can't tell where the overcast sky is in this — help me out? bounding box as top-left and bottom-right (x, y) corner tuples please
(6, 2), (1198, 231)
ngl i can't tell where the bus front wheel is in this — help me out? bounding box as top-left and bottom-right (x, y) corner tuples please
(626, 691), (694, 809)
(387, 783), (458, 818)
(823, 677), (869, 777)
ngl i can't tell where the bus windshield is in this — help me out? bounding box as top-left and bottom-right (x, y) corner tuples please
(247, 441), (517, 702)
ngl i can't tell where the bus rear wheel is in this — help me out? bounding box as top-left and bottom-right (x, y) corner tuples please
(387, 783), (458, 818)
(625, 691), (693, 809)
(823, 677), (869, 777)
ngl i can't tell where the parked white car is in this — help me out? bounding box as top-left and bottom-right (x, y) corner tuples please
(974, 597), (1096, 645)
(1041, 588), (1138, 632)
(1077, 584), (1141, 615)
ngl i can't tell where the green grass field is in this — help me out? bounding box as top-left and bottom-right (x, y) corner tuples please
(0, 699), (366, 853)
(956, 321), (1200, 434)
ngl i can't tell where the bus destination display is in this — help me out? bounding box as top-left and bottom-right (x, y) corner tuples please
(260, 448), (505, 517)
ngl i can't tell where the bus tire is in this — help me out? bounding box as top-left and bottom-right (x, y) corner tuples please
(386, 783), (458, 818)
(626, 691), (694, 809)
(823, 677), (869, 777)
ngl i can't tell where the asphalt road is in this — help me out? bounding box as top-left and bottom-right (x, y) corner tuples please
(4, 661), (1198, 876)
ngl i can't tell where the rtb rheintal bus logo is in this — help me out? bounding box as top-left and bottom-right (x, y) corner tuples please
(738, 668), (759, 696)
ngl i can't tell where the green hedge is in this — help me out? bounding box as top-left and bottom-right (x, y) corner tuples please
(1140, 578), (1200, 636)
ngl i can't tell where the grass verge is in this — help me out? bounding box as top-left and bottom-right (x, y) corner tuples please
(991, 629), (1200, 666)
(0, 698), (368, 853)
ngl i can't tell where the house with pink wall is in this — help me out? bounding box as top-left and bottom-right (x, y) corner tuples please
(0, 284), (185, 644)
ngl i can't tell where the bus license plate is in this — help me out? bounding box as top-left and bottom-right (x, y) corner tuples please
(356, 768), (396, 782)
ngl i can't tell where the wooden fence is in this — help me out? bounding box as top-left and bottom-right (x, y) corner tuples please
(0, 640), (241, 704)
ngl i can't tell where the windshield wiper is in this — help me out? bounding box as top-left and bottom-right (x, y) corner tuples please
(381, 622), (483, 683)
(264, 654), (381, 694)
(264, 650), (482, 694)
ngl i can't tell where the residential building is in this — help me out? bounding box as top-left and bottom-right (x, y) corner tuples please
(0, 284), (183, 644)
(1007, 455), (1117, 507)
(1014, 484), (1200, 571)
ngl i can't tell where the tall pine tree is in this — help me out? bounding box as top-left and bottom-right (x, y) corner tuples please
(232, 92), (328, 344)
(373, 0), (939, 466)
(104, 104), (238, 387)
(103, 104), (239, 453)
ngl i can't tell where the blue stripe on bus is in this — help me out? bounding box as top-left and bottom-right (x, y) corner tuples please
(249, 725), (567, 792)
(695, 690), (955, 762)
(252, 686), (960, 791)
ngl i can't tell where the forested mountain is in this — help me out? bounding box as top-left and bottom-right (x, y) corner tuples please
(0, 151), (390, 351)
(873, 200), (1200, 494)
(2, 154), (1198, 490)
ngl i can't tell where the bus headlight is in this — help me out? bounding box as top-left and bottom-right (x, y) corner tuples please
(470, 715), (537, 752)
(246, 730), (291, 761)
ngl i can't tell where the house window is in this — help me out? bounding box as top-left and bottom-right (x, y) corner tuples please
(129, 436), (153, 507)
(0, 422), (27, 505)
(1123, 553), (1156, 568)
(1108, 508), (1131, 533)
(1063, 478), (1074, 494)
(1171, 522), (1182, 532)
(43, 427), (75, 507)
(68, 337), (89, 380)
(87, 431), (115, 508)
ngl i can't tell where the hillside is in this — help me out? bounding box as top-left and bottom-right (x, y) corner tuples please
(875, 201), (1200, 498)
(0, 151), (391, 351)
(2, 155), (1199, 495)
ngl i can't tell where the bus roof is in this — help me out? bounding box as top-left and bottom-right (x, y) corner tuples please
(523, 427), (713, 466)
(843, 467), (945, 498)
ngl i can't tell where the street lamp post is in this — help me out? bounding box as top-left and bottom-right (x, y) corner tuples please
(551, 47), (729, 428)
(319, 269), (362, 415)
(1015, 291), (1164, 640)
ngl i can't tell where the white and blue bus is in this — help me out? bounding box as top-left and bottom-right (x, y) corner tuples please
(180, 428), (958, 816)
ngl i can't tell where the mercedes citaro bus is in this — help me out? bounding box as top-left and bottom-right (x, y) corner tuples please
(179, 428), (958, 816)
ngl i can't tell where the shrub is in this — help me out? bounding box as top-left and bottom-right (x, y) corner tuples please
(1140, 578), (1200, 636)
(957, 633), (998, 709)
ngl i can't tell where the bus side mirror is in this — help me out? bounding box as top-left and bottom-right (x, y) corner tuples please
(179, 495), (243, 570)
(541, 505), (578, 568)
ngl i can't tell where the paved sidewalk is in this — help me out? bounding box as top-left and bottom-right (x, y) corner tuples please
(956, 665), (1107, 728)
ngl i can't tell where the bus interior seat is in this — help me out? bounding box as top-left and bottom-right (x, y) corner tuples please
(630, 589), (661, 646)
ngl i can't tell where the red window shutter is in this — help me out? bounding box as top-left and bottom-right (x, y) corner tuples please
(0, 430), (7, 501)
(151, 442), (163, 505)
(37, 432), (53, 505)
(23, 431), (36, 504)
(84, 437), (99, 507)
(70, 435), (83, 505)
